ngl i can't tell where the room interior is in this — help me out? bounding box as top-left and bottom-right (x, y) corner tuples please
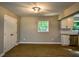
(0, 2), (79, 57)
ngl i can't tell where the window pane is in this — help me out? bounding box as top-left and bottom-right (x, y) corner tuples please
(38, 21), (49, 32)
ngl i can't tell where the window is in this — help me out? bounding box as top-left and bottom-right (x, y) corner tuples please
(38, 21), (49, 32)
(73, 17), (79, 30)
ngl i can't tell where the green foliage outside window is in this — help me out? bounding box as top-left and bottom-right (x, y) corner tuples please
(38, 21), (49, 32)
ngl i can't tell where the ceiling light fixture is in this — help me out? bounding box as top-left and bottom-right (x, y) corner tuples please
(32, 7), (41, 13)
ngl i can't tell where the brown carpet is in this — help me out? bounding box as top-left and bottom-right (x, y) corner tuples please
(3, 44), (79, 57)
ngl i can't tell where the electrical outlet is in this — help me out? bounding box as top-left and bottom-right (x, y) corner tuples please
(24, 38), (26, 40)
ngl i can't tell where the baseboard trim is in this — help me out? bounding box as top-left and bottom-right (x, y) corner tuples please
(3, 42), (19, 53)
(18, 42), (61, 44)
(0, 52), (5, 57)
(15, 42), (19, 46)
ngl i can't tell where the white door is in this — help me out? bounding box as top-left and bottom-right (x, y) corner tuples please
(4, 15), (17, 52)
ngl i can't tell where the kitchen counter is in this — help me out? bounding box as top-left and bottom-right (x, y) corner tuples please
(61, 33), (79, 35)
(61, 30), (78, 35)
(61, 30), (79, 46)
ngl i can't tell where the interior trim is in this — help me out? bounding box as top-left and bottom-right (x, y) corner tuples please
(0, 52), (5, 57)
(59, 11), (79, 21)
(18, 42), (61, 44)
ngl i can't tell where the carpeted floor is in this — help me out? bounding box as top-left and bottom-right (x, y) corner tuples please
(3, 44), (79, 57)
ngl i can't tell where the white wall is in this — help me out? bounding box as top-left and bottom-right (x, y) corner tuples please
(19, 16), (61, 43)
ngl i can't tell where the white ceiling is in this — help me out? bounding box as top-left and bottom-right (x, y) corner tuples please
(0, 2), (75, 16)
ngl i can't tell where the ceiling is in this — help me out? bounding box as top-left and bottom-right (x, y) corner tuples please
(0, 2), (75, 16)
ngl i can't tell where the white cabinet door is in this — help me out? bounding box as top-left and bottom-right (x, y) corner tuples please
(4, 15), (17, 52)
(61, 35), (70, 46)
